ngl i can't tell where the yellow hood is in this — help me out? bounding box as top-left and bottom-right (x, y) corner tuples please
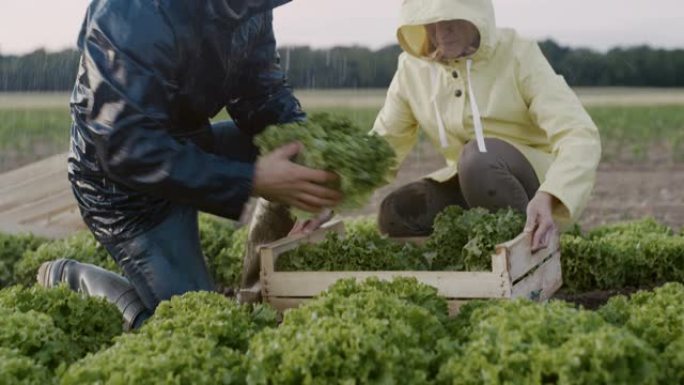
(398, 0), (497, 60)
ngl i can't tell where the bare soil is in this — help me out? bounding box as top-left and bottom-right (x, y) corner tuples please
(552, 286), (655, 310)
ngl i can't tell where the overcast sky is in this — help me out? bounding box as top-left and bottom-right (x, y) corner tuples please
(1, 0), (682, 54)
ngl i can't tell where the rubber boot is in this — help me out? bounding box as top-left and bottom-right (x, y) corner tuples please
(239, 199), (294, 295)
(37, 259), (150, 330)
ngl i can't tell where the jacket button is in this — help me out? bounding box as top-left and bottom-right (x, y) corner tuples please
(452, 71), (459, 79)
(455, 90), (463, 97)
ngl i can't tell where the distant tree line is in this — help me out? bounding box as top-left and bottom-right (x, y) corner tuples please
(0, 49), (80, 91)
(1, 40), (683, 91)
(539, 40), (684, 87)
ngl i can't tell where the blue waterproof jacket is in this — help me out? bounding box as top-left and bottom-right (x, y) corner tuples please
(68, 0), (304, 242)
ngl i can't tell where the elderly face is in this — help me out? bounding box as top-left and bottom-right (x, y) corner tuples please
(426, 20), (480, 60)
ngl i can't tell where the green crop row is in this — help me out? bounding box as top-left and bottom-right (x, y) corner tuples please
(5, 213), (681, 296)
(0, 285), (122, 384)
(277, 213), (684, 294)
(560, 218), (684, 292)
(0, 214), (247, 291)
(1, 278), (683, 384)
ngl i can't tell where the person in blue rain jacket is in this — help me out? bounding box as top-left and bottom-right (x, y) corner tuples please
(38, 0), (341, 330)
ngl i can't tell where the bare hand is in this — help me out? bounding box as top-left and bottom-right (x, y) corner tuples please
(524, 192), (559, 253)
(288, 209), (335, 237)
(252, 142), (343, 213)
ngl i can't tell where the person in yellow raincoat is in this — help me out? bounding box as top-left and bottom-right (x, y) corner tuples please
(374, 0), (601, 251)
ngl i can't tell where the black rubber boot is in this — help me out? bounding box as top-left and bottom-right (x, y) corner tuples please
(37, 259), (150, 330)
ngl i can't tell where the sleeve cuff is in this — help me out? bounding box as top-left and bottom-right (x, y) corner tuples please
(538, 184), (575, 229)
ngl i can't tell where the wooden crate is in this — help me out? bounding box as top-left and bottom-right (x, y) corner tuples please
(259, 220), (562, 315)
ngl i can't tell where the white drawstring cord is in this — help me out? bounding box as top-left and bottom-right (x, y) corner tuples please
(431, 60), (488, 152)
(466, 59), (487, 153)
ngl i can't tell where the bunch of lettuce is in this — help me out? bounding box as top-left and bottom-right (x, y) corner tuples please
(0, 347), (53, 385)
(0, 285), (123, 379)
(585, 217), (673, 239)
(437, 299), (660, 385)
(275, 231), (428, 272)
(551, 326), (660, 385)
(595, 283), (684, 384)
(0, 285), (122, 359)
(561, 219), (684, 292)
(199, 214), (238, 264)
(246, 278), (448, 385)
(598, 282), (684, 352)
(61, 332), (246, 385)
(139, 291), (277, 351)
(199, 215), (247, 289)
(255, 113), (396, 213)
(61, 292), (276, 385)
(343, 216), (382, 237)
(0, 232), (46, 288)
(663, 335), (684, 384)
(426, 206), (525, 271)
(214, 226), (248, 288)
(0, 307), (75, 370)
(321, 277), (449, 320)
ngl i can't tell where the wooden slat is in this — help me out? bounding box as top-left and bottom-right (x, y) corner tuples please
(0, 169), (69, 213)
(40, 207), (83, 227)
(500, 232), (560, 282)
(540, 253), (563, 301)
(490, 247), (508, 276)
(2, 223), (78, 239)
(20, 206), (86, 237)
(511, 252), (563, 301)
(263, 271), (509, 299)
(0, 153), (68, 193)
(3, 189), (77, 224)
(0, 152), (85, 239)
(0, 191), (84, 238)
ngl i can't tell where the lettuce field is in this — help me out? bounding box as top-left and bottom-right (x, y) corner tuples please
(1, 89), (684, 383)
(1, 275), (684, 384)
(1, 212), (684, 384)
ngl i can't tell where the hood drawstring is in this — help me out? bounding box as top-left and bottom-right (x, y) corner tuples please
(466, 59), (488, 153)
(430, 60), (488, 153)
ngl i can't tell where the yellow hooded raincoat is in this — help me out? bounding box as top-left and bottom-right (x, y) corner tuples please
(372, 0), (602, 225)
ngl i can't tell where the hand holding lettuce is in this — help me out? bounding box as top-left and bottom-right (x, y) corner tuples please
(255, 113), (397, 217)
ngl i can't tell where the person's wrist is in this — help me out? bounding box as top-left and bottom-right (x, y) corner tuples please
(535, 191), (557, 205)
